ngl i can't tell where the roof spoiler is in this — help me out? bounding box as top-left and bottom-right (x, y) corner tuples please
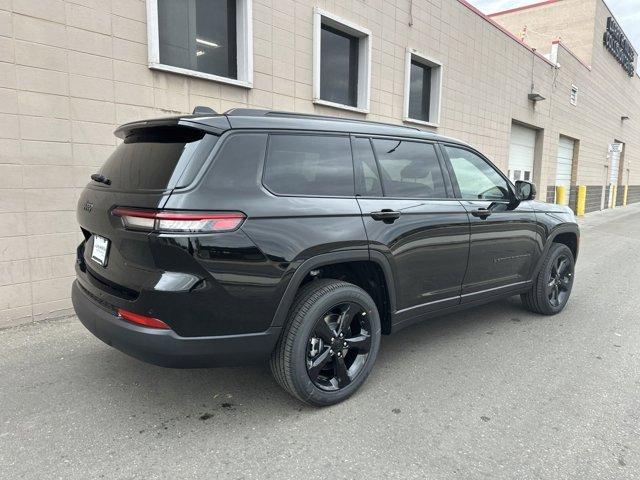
(192, 106), (217, 115)
(114, 116), (230, 139)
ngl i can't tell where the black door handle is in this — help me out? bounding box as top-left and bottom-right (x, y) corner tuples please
(370, 209), (402, 223)
(471, 208), (492, 219)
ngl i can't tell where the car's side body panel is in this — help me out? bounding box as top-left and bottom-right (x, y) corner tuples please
(357, 198), (470, 313)
(528, 205), (580, 277)
(458, 200), (538, 300)
(165, 130), (369, 336)
(73, 110), (580, 368)
(157, 129), (578, 337)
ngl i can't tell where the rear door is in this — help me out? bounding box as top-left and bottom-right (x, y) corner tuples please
(441, 144), (538, 301)
(354, 136), (470, 322)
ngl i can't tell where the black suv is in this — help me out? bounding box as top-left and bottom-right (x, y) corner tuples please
(73, 108), (579, 406)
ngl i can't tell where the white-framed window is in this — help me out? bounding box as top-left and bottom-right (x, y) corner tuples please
(146, 0), (253, 88)
(403, 49), (443, 127)
(570, 85), (578, 106)
(312, 7), (372, 113)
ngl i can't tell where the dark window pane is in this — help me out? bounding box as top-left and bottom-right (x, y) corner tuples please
(372, 140), (446, 198)
(445, 146), (509, 200)
(408, 60), (431, 121)
(353, 137), (382, 196)
(205, 133), (267, 195)
(320, 25), (359, 107)
(264, 135), (354, 196)
(158, 0), (237, 79)
(100, 127), (216, 191)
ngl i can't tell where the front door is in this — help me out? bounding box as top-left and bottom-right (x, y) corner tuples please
(352, 136), (470, 319)
(442, 145), (538, 301)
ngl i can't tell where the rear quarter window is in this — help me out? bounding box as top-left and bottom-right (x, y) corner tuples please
(203, 133), (268, 195)
(263, 134), (355, 197)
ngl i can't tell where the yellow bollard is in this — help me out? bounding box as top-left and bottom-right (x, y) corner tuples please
(555, 185), (567, 206)
(611, 184), (617, 208)
(623, 185), (628, 206)
(576, 185), (586, 216)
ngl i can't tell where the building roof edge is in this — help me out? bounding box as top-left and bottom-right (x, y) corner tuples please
(457, 0), (556, 67)
(488, 0), (561, 18)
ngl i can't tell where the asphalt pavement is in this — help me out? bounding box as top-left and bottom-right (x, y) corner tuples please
(1, 204), (639, 479)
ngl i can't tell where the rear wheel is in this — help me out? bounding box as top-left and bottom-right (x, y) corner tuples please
(521, 243), (575, 315)
(270, 279), (381, 406)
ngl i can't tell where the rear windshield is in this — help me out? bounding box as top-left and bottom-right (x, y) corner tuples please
(98, 126), (217, 191)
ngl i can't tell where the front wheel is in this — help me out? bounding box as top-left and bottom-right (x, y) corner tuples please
(521, 243), (575, 315)
(270, 279), (381, 406)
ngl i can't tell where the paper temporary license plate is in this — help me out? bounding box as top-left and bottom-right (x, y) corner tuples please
(91, 235), (110, 266)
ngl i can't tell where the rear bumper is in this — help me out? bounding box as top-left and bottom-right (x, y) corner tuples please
(72, 281), (280, 368)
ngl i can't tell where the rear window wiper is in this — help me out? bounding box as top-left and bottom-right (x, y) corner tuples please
(90, 173), (111, 185)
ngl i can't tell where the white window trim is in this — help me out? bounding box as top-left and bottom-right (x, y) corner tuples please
(570, 84), (578, 106)
(146, 0), (253, 89)
(403, 48), (443, 128)
(312, 7), (372, 114)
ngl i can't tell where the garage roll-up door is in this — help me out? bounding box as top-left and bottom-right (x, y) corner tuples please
(508, 124), (536, 182)
(556, 136), (574, 187)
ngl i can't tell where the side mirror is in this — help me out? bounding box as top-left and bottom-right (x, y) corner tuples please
(515, 180), (536, 201)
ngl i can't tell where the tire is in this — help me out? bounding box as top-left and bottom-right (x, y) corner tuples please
(270, 279), (381, 407)
(521, 243), (575, 315)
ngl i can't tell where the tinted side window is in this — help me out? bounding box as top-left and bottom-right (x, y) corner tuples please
(205, 133), (267, 194)
(445, 146), (510, 200)
(372, 139), (446, 198)
(264, 135), (354, 196)
(353, 137), (382, 197)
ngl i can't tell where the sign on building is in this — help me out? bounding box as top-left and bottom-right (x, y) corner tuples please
(603, 17), (635, 77)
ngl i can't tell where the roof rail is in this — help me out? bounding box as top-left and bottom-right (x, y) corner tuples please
(223, 108), (421, 131)
(223, 108), (269, 116)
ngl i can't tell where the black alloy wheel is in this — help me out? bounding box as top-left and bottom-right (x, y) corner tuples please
(547, 253), (573, 308)
(270, 279), (381, 406)
(522, 243), (575, 315)
(306, 302), (372, 391)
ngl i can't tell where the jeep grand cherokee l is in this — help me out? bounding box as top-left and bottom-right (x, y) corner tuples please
(72, 108), (579, 406)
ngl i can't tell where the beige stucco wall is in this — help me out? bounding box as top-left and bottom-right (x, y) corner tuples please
(0, 0), (639, 326)
(491, 0), (598, 65)
(496, 0), (640, 188)
(578, 0), (640, 186)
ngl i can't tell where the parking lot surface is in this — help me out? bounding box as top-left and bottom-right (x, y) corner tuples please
(1, 205), (639, 479)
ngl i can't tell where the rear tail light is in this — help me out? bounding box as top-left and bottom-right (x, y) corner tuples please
(112, 208), (245, 233)
(117, 308), (171, 330)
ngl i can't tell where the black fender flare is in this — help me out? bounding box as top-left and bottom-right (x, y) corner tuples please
(531, 223), (580, 278)
(270, 250), (397, 328)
